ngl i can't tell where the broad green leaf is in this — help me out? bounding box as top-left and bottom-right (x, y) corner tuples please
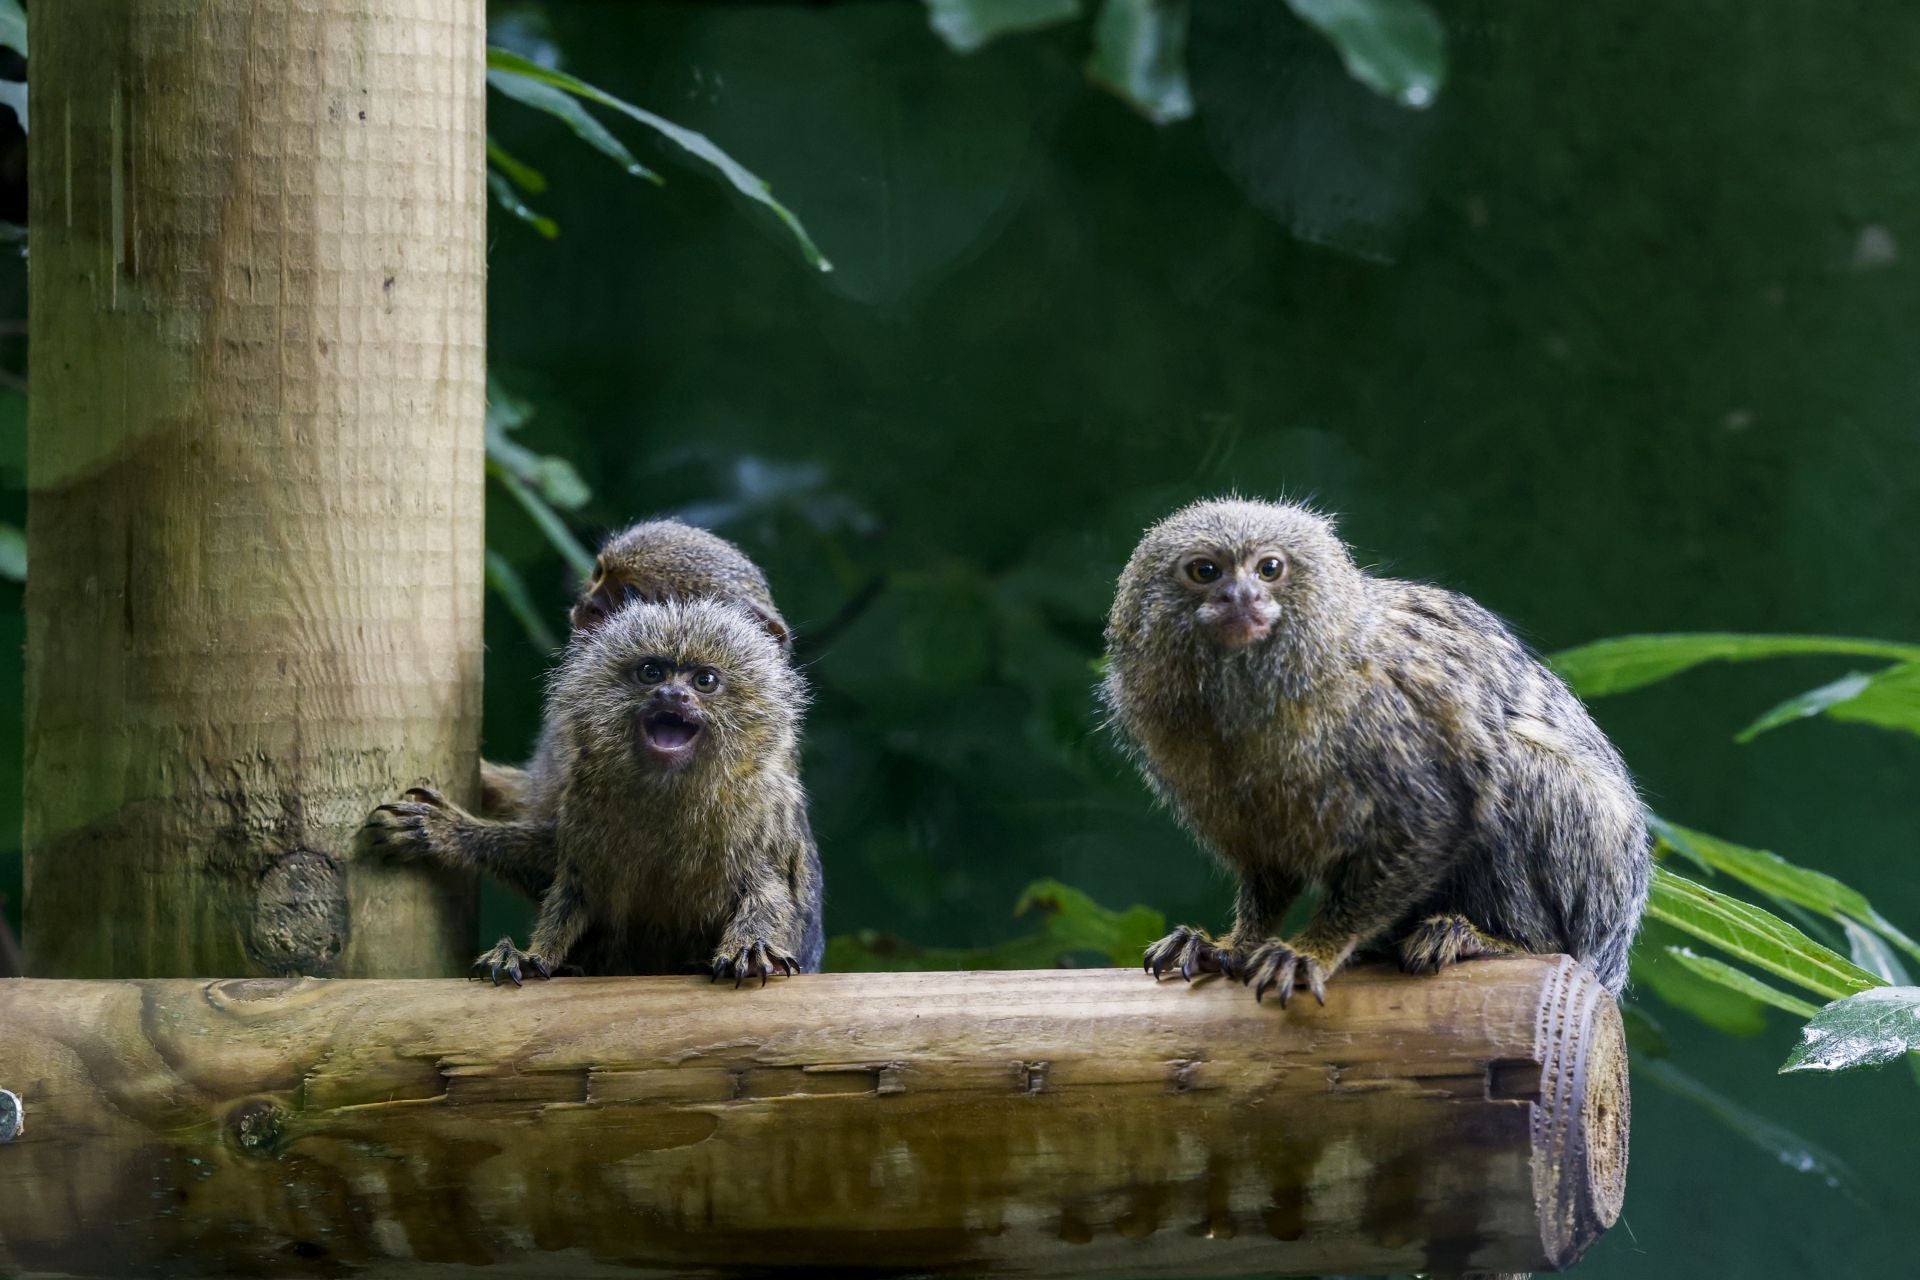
(1781, 987), (1920, 1075)
(1087, 0), (1194, 126)
(1284, 0), (1445, 109)
(490, 465), (594, 579)
(0, 522), (23, 582)
(1631, 943), (1768, 1037)
(487, 170), (558, 240)
(485, 48), (832, 272)
(486, 67), (661, 185)
(924, 0), (1079, 54)
(1740, 663), (1920, 742)
(488, 137), (549, 195)
(1842, 918), (1913, 986)
(1636, 1055), (1860, 1195)
(1665, 947), (1819, 1020)
(0, 0), (23, 58)
(827, 878), (1164, 972)
(485, 550), (560, 652)
(1548, 632), (1920, 699)
(1652, 817), (1920, 965)
(1647, 867), (1882, 1002)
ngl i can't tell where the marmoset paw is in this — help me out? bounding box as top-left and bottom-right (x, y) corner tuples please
(364, 787), (453, 860)
(1241, 940), (1334, 1007)
(471, 936), (551, 988)
(712, 939), (800, 988)
(1398, 913), (1521, 975)
(1144, 925), (1231, 982)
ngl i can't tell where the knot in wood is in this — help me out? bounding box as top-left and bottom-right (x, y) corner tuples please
(246, 849), (348, 976)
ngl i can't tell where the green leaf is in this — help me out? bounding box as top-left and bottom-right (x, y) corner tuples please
(1284, 0), (1446, 109)
(1664, 947), (1819, 1020)
(0, 0), (24, 59)
(1619, 1002), (1669, 1057)
(487, 137), (549, 195)
(1646, 867), (1883, 1002)
(1740, 662), (1920, 742)
(1087, 0), (1194, 126)
(485, 550), (560, 652)
(826, 878), (1164, 972)
(485, 48), (832, 272)
(1781, 987), (1920, 1075)
(1636, 1055), (1861, 1195)
(924, 0), (1080, 54)
(486, 67), (661, 185)
(1652, 816), (1920, 966)
(1548, 632), (1920, 699)
(487, 169), (558, 240)
(0, 522), (24, 582)
(489, 465), (595, 580)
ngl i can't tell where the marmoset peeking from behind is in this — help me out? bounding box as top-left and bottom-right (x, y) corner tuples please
(479, 518), (793, 818)
(369, 597), (824, 986)
(1102, 498), (1649, 1005)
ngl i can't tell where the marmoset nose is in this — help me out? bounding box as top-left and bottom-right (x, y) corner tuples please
(1215, 577), (1259, 607)
(656, 684), (696, 711)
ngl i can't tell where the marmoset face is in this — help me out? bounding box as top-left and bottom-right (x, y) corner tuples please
(626, 654), (731, 772)
(1173, 543), (1291, 650)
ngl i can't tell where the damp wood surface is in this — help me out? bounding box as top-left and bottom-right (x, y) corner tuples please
(24, 0), (487, 978)
(0, 958), (1628, 1277)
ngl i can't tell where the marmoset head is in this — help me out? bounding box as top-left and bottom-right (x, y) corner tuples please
(1106, 498), (1369, 699)
(552, 598), (803, 781)
(570, 518), (791, 652)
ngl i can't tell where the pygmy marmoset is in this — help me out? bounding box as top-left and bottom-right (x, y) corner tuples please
(1102, 498), (1649, 1004)
(370, 597), (824, 984)
(480, 517), (793, 818)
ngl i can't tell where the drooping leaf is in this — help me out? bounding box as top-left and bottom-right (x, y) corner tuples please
(924, 0), (1080, 54)
(1647, 867), (1883, 1002)
(488, 137), (549, 195)
(486, 66), (661, 184)
(1781, 987), (1920, 1075)
(1664, 947), (1819, 1020)
(484, 378), (591, 511)
(490, 466), (595, 580)
(1735, 670), (1876, 742)
(1632, 943), (1768, 1037)
(1548, 632), (1920, 699)
(1283, 0), (1445, 109)
(485, 550), (560, 652)
(1842, 918), (1913, 987)
(1739, 662), (1920, 743)
(1619, 1001), (1669, 1057)
(827, 878), (1164, 972)
(487, 170), (558, 240)
(0, 0), (23, 59)
(485, 48), (832, 272)
(0, 522), (24, 582)
(1087, 0), (1194, 126)
(1652, 816), (1920, 965)
(1635, 1055), (1861, 1196)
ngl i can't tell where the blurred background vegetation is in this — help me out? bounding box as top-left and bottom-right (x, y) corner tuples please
(5, 0), (1920, 1273)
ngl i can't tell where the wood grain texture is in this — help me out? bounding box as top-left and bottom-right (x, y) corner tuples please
(0, 959), (1627, 1276)
(24, 0), (487, 977)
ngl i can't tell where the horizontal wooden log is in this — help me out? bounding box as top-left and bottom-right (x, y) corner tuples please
(0, 958), (1626, 1278)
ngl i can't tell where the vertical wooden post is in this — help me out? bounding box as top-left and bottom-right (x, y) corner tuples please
(24, 0), (486, 977)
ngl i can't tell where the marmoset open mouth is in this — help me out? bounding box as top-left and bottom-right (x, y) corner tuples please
(640, 710), (704, 765)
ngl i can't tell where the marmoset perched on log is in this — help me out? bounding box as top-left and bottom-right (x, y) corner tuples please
(480, 518), (793, 818)
(370, 598), (824, 985)
(1102, 498), (1648, 1004)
